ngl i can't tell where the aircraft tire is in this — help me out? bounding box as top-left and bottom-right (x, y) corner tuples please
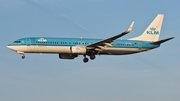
(22, 55), (25, 59)
(83, 58), (89, 63)
(90, 55), (96, 60)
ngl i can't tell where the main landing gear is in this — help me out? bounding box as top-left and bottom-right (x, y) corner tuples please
(83, 55), (89, 63)
(83, 54), (96, 63)
(90, 55), (95, 60)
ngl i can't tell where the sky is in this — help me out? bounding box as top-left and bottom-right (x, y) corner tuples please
(0, 0), (180, 101)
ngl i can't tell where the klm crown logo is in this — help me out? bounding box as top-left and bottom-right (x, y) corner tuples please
(147, 27), (159, 35)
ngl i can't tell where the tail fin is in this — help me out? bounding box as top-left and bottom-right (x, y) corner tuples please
(130, 14), (164, 42)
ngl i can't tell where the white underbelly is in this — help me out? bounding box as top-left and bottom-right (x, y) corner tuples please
(101, 47), (148, 55)
(31, 46), (70, 53)
(12, 46), (71, 53)
(10, 46), (149, 55)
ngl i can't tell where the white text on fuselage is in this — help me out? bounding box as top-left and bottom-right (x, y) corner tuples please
(38, 38), (47, 42)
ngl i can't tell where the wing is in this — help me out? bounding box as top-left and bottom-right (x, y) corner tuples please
(86, 22), (134, 51)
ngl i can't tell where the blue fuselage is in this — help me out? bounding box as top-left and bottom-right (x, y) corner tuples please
(8, 37), (159, 55)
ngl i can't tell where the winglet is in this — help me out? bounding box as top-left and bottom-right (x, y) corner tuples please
(86, 22), (134, 48)
(125, 21), (134, 33)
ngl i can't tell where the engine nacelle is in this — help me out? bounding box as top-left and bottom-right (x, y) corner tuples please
(70, 46), (87, 54)
(59, 54), (78, 59)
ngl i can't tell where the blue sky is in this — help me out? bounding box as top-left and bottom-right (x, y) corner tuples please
(0, 0), (180, 101)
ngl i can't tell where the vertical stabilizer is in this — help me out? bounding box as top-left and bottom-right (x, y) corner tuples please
(130, 14), (164, 41)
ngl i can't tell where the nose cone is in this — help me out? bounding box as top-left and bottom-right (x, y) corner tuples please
(7, 45), (11, 49)
(7, 45), (14, 50)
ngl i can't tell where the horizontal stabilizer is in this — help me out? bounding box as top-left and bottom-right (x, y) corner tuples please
(151, 37), (174, 44)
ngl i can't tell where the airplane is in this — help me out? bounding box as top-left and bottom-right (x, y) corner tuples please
(7, 14), (174, 63)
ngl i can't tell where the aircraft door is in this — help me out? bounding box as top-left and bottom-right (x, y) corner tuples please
(138, 42), (142, 50)
(26, 39), (31, 46)
(26, 39), (32, 52)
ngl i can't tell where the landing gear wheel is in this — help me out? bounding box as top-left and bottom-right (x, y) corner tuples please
(22, 55), (25, 59)
(83, 58), (89, 63)
(90, 55), (96, 60)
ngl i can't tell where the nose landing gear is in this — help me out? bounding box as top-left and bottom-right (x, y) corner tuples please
(16, 51), (25, 59)
(22, 55), (25, 59)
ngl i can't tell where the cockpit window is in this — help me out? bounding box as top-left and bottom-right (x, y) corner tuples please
(14, 40), (21, 43)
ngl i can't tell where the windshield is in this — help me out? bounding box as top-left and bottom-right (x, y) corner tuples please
(13, 40), (21, 43)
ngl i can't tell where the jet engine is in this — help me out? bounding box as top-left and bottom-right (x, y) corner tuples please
(70, 46), (87, 54)
(59, 54), (78, 59)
